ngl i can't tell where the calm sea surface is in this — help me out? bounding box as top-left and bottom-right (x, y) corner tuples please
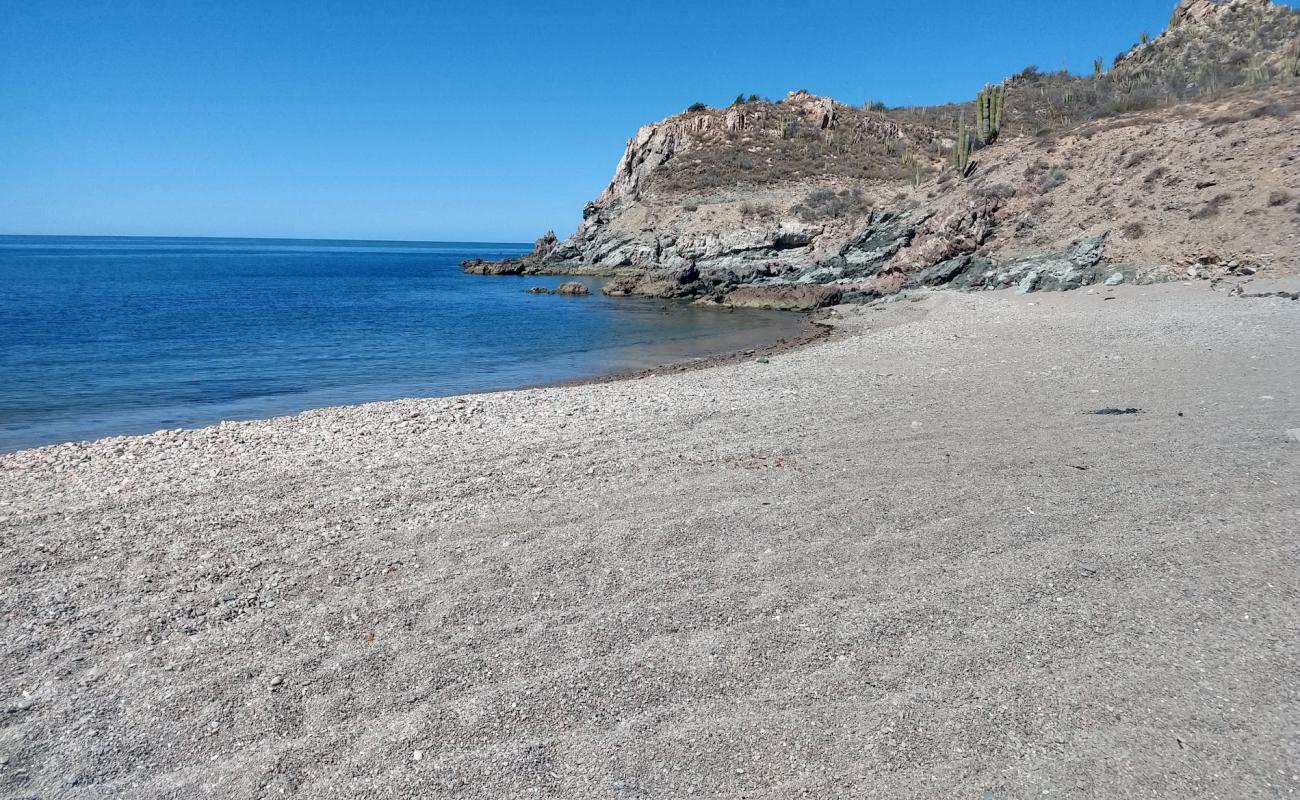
(0, 236), (806, 452)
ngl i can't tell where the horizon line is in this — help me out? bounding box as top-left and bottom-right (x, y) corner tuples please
(0, 233), (534, 246)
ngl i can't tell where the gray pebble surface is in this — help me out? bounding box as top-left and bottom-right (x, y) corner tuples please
(1, 284), (1297, 798)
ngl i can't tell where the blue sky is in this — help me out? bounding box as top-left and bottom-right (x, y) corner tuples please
(2, 0), (1288, 242)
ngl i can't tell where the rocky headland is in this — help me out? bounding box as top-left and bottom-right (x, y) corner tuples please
(6, 2), (1300, 797)
(465, 0), (1300, 308)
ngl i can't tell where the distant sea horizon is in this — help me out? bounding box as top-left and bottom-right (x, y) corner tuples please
(0, 233), (540, 246)
(0, 235), (804, 452)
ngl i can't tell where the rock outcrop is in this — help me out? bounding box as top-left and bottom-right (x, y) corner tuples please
(461, 228), (604, 277)
(533, 230), (559, 258)
(524, 281), (590, 296)
(1169, 0), (1273, 28)
(464, 0), (1300, 304)
(714, 284), (844, 311)
(553, 281), (589, 296)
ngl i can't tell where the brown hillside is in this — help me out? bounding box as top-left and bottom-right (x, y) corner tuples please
(464, 0), (1300, 307)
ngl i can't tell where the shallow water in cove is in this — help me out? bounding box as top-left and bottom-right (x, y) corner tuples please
(0, 236), (806, 452)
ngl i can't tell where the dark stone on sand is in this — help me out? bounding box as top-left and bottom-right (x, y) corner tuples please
(722, 284), (843, 311)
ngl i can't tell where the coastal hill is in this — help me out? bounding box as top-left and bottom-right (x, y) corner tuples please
(6, 2), (1300, 796)
(465, 0), (1300, 308)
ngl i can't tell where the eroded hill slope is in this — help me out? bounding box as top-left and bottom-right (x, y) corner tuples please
(465, 0), (1300, 308)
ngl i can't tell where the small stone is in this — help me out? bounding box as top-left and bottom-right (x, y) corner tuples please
(269, 675), (284, 688)
(1105, 272), (1124, 286)
(1287, 429), (1300, 444)
(412, 750), (423, 761)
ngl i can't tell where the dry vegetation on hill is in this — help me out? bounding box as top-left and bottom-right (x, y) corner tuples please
(653, 0), (1299, 198)
(996, 0), (1300, 134)
(650, 100), (940, 193)
(466, 0), (1300, 306)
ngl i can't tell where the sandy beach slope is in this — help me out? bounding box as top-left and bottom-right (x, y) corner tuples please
(2, 283), (1297, 798)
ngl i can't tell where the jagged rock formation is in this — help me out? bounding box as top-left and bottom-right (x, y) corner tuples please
(1117, 0), (1298, 79)
(1169, 0), (1273, 28)
(465, 0), (1300, 306)
(533, 230), (558, 257)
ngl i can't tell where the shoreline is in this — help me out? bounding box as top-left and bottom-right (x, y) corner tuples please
(0, 303), (820, 458)
(536, 312), (835, 389)
(4, 275), (1289, 459)
(3, 284), (1297, 797)
(0, 306), (846, 459)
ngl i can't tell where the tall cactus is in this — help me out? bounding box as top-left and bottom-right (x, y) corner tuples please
(951, 114), (975, 176)
(1245, 54), (1270, 87)
(976, 88), (992, 144)
(976, 83), (1006, 145)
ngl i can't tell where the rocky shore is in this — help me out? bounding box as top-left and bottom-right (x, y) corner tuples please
(3, 281), (1297, 798)
(460, 1), (1300, 309)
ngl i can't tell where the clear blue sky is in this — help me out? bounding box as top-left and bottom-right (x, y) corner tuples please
(2, 0), (1289, 242)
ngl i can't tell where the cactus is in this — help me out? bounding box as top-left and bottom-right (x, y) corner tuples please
(1094, 57), (1104, 77)
(1245, 54), (1270, 86)
(1285, 43), (1299, 79)
(951, 114), (975, 177)
(975, 83), (1005, 145)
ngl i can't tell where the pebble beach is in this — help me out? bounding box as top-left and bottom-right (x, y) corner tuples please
(2, 283), (1298, 798)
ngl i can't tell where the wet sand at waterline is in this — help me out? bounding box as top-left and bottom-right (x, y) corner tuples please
(2, 282), (1297, 798)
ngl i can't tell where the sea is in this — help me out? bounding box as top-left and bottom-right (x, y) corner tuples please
(0, 236), (806, 452)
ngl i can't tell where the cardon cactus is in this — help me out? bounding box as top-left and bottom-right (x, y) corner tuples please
(951, 114), (975, 176)
(976, 83), (1006, 145)
(1245, 54), (1271, 87)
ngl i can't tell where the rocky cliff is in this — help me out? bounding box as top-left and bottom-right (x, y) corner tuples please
(466, 0), (1300, 308)
(1168, 0), (1274, 27)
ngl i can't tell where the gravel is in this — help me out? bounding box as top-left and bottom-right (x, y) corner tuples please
(1, 283), (1297, 798)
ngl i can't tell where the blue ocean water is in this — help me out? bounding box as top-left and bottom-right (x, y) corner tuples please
(0, 236), (805, 452)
